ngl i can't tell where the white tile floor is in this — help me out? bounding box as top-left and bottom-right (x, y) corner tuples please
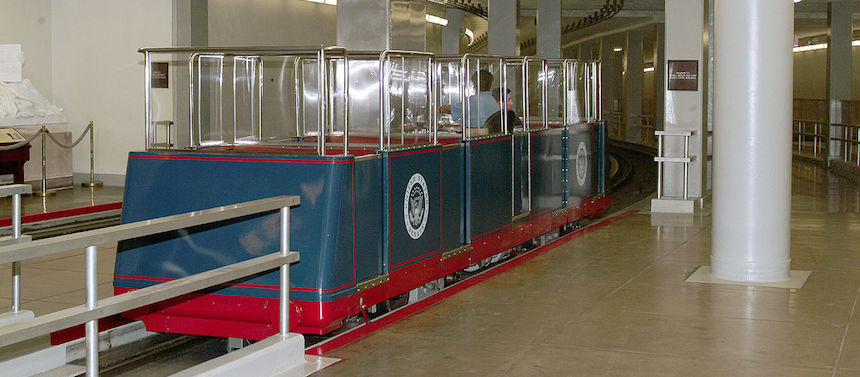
(314, 163), (860, 376)
(1, 162), (859, 376)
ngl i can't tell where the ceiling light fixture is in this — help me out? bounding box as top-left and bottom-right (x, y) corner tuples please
(614, 47), (622, 52)
(425, 14), (449, 26)
(464, 28), (475, 45)
(793, 43), (827, 52)
(644, 67), (655, 73)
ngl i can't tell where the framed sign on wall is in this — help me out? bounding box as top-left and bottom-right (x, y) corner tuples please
(668, 60), (698, 91)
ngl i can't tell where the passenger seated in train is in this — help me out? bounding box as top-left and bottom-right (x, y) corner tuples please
(485, 88), (523, 133)
(438, 69), (499, 128)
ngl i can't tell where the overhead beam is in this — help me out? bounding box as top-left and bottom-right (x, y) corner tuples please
(562, 18), (663, 48)
(520, 9), (663, 18)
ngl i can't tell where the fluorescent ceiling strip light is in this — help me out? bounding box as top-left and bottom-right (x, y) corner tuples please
(793, 40), (860, 53)
(793, 43), (827, 52)
(425, 14), (449, 26)
(644, 67), (655, 72)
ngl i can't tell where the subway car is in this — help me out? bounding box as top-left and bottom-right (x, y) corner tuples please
(113, 46), (610, 338)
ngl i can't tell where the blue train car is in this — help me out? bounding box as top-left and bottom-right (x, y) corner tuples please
(114, 48), (609, 338)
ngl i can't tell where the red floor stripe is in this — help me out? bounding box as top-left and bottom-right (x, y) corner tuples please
(0, 201), (123, 227)
(305, 209), (640, 356)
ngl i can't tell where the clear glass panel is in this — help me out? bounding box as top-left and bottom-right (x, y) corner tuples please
(193, 54), (225, 146)
(260, 56), (300, 142)
(299, 59), (321, 136)
(437, 60), (462, 135)
(545, 62), (564, 125)
(383, 55), (432, 149)
(505, 61), (526, 132)
(565, 61), (587, 125)
(233, 56), (261, 144)
(526, 60), (545, 129)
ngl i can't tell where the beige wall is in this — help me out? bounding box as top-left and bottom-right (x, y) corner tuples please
(793, 46), (860, 100)
(51, 0), (173, 180)
(207, 0), (336, 46)
(0, 0), (53, 101)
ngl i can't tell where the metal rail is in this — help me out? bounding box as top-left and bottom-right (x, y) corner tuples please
(377, 50), (436, 151)
(0, 195), (300, 377)
(655, 130), (696, 200)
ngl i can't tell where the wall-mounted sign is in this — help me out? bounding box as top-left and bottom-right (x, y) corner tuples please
(151, 62), (168, 88)
(668, 60), (698, 91)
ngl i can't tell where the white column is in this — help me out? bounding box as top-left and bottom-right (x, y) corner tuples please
(652, 0), (704, 209)
(624, 30), (644, 144)
(442, 8), (466, 55)
(827, 1), (853, 160)
(488, 0), (519, 56)
(711, 0), (793, 282)
(537, 0), (561, 58)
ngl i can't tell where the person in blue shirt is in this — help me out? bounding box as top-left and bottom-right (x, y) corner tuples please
(439, 70), (500, 128)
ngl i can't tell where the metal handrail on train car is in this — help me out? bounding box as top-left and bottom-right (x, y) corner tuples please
(377, 50), (437, 151)
(141, 46), (349, 155)
(0, 195), (300, 377)
(436, 54), (508, 137)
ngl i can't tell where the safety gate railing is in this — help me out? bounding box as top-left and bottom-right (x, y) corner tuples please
(0, 195), (300, 376)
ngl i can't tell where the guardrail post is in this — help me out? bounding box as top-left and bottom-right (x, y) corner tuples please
(279, 207), (290, 338)
(11, 192), (22, 313)
(85, 245), (99, 376)
(656, 133), (663, 198)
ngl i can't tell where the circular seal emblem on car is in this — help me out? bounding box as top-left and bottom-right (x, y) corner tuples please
(404, 173), (429, 240)
(576, 141), (589, 187)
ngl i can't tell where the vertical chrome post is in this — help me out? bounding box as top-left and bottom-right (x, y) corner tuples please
(597, 62), (603, 120)
(502, 58), (509, 133)
(144, 51), (153, 150)
(464, 58), (471, 139)
(295, 57), (304, 139)
(429, 56), (436, 145)
(657, 134), (663, 199)
(401, 56), (405, 147)
(279, 207), (290, 338)
(524, 58), (532, 213)
(387, 55), (392, 149)
(542, 60), (548, 128)
(797, 126), (801, 153)
(344, 56), (350, 155)
(188, 54), (197, 148)
(11, 192), (21, 313)
(683, 135), (690, 200)
(814, 123), (819, 157)
(856, 128), (860, 166)
(318, 49), (327, 156)
(85, 245), (99, 377)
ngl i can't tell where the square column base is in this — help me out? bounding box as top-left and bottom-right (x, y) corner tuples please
(651, 197), (699, 214)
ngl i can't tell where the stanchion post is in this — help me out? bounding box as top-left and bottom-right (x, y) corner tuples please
(82, 121), (103, 188)
(11, 192), (21, 313)
(280, 206), (290, 338)
(85, 245), (99, 376)
(34, 125), (55, 197)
